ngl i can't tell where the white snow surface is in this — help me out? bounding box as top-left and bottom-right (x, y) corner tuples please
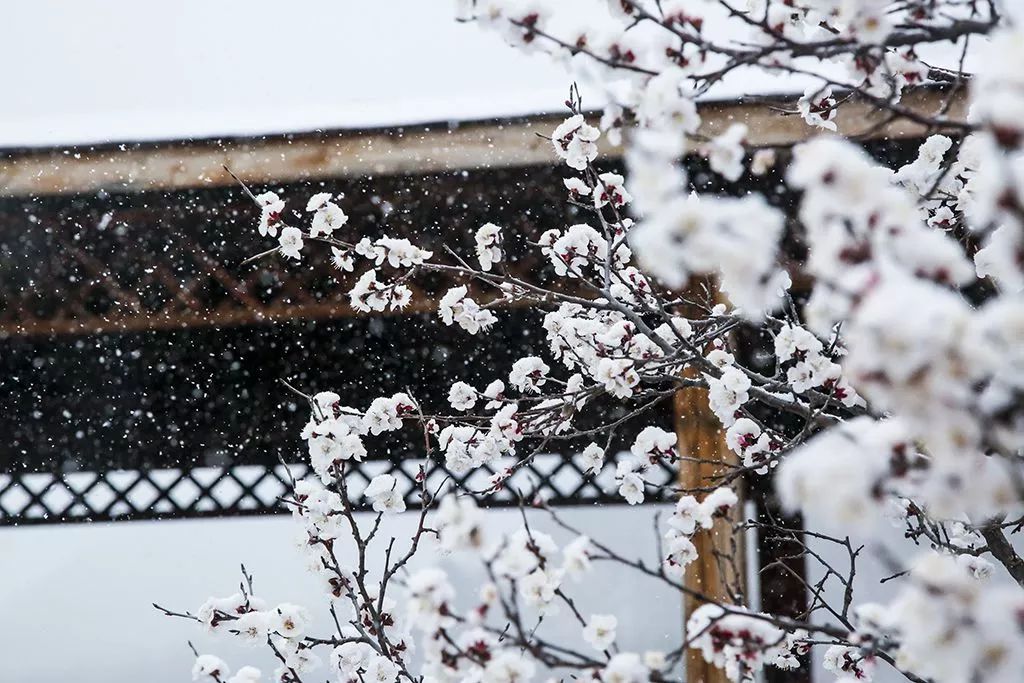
(0, 505), (681, 682)
(2, 0), (981, 149)
(2, 0), (581, 148)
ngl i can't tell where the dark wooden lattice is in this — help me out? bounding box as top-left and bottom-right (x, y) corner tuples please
(0, 163), (683, 525)
(0, 141), (922, 525)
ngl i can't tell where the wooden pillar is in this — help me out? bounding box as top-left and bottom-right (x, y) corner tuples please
(675, 371), (746, 683)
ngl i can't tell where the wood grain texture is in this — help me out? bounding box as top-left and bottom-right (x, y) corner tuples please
(0, 88), (965, 198)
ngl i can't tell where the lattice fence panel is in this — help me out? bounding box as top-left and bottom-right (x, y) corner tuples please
(0, 452), (676, 525)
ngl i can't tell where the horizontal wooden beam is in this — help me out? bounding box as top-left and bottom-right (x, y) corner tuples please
(0, 88), (965, 198)
(0, 300), (436, 340)
(0, 285), (539, 340)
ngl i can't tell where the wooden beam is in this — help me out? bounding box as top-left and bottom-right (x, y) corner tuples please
(0, 115), (587, 199)
(0, 88), (965, 198)
(675, 376), (746, 683)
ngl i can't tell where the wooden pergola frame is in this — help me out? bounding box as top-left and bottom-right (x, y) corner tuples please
(0, 86), (966, 683)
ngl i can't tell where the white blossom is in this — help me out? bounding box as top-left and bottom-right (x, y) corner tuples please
(448, 381), (478, 411)
(439, 286), (498, 334)
(482, 650), (536, 683)
(509, 356), (549, 393)
(594, 357), (639, 398)
(797, 84), (838, 131)
(364, 474), (406, 514)
(562, 535), (592, 580)
(579, 442), (605, 473)
(227, 667), (262, 683)
(583, 614), (618, 651)
(705, 124), (747, 182)
(308, 196), (348, 238)
(593, 172), (632, 209)
(602, 653), (648, 683)
(475, 222), (504, 271)
(615, 459), (646, 505)
(277, 226), (304, 261)
(193, 654), (229, 681)
(668, 495), (712, 535)
(564, 176), (591, 199)
(256, 191), (284, 238)
(520, 567), (562, 611)
(270, 603), (310, 638)
(552, 114), (600, 170)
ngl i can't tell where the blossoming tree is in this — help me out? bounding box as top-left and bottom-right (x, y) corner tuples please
(158, 2), (1024, 683)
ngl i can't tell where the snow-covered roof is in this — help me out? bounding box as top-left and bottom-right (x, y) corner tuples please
(2, 0), (981, 150)
(2, 1), (582, 148)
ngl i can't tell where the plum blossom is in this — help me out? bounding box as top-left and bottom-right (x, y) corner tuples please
(306, 193), (348, 238)
(583, 614), (618, 651)
(436, 495), (486, 552)
(547, 223), (627, 277)
(331, 641), (374, 680)
(364, 657), (400, 683)
(193, 654), (229, 681)
(226, 667), (261, 683)
(562, 535), (592, 580)
(823, 645), (875, 681)
(406, 567), (455, 632)
(482, 379), (506, 409)
(551, 114), (600, 170)
(667, 495), (712, 535)
(631, 426), (676, 463)
(475, 222), (504, 271)
(594, 357), (639, 398)
(448, 381), (477, 411)
(256, 191), (284, 238)
(520, 567), (562, 611)
(705, 124), (747, 181)
(706, 367), (751, 427)
(564, 176), (591, 199)
(364, 474), (406, 514)
(751, 148), (777, 176)
(348, 269), (411, 312)
(363, 393), (415, 435)
(615, 458), (646, 505)
(439, 286), (498, 334)
(330, 246), (355, 272)
(637, 67), (701, 133)
(482, 650), (535, 683)
(662, 531), (698, 578)
(602, 653), (648, 683)
(840, 0), (893, 44)
(369, 237), (433, 268)
(687, 603), (791, 680)
(579, 442), (605, 473)
(277, 226), (304, 261)
(270, 603), (310, 638)
(630, 194), (788, 318)
(777, 417), (908, 529)
(703, 487), (738, 516)
(797, 84), (838, 131)
(509, 356), (549, 393)
(494, 527), (558, 579)
(231, 611), (270, 646)
(593, 172), (632, 209)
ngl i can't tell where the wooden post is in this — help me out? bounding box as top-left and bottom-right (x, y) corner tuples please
(675, 369), (746, 683)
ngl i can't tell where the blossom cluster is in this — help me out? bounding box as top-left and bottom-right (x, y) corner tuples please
(176, 5), (1024, 683)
